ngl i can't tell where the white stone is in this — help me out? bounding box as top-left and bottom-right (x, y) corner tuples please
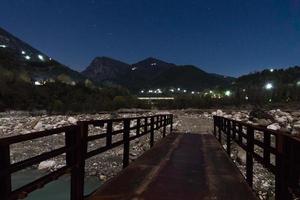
(67, 117), (77, 124)
(38, 160), (56, 170)
(34, 121), (43, 130)
(267, 123), (281, 130)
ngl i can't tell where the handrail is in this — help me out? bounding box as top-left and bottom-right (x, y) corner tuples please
(0, 114), (174, 200)
(213, 115), (300, 200)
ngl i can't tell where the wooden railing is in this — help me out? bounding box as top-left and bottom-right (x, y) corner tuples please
(213, 116), (300, 200)
(0, 114), (173, 200)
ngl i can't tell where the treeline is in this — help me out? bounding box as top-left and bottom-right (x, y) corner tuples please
(0, 72), (150, 113)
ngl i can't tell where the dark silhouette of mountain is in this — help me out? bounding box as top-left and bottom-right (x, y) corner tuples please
(0, 27), (86, 83)
(82, 56), (234, 91)
(82, 56), (130, 85)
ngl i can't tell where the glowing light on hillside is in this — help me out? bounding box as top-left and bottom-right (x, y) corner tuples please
(25, 55), (31, 60)
(38, 54), (44, 61)
(225, 90), (231, 96)
(0, 44), (7, 48)
(209, 90), (213, 94)
(148, 90), (153, 93)
(191, 91), (195, 94)
(245, 96), (249, 100)
(297, 81), (300, 86)
(242, 89), (246, 92)
(170, 89), (174, 93)
(177, 88), (181, 91)
(269, 99), (272, 102)
(264, 83), (273, 90)
(21, 50), (26, 55)
(183, 90), (187, 93)
(269, 69), (274, 72)
(155, 89), (162, 94)
(140, 90), (144, 93)
(131, 67), (137, 71)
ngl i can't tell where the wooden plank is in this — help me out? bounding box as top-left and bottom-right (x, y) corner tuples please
(87, 133), (257, 200)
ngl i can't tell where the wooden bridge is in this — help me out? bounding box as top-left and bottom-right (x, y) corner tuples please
(0, 114), (299, 200)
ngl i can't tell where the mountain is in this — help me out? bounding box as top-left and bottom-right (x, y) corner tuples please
(0, 27), (86, 83)
(82, 56), (234, 91)
(82, 56), (130, 85)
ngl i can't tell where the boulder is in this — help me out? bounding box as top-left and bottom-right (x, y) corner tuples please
(249, 108), (274, 121)
(67, 117), (77, 124)
(34, 121), (43, 130)
(267, 123), (281, 130)
(38, 160), (56, 170)
(254, 118), (272, 126)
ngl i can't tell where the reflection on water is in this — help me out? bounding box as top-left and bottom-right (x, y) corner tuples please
(12, 169), (102, 200)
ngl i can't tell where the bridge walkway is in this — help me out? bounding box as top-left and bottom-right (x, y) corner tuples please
(87, 133), (257, 200)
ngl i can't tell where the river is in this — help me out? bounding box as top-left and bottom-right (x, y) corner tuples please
(12, 170), (102, 200)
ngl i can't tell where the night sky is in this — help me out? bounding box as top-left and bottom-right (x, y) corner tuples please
(1, 0), (300, 77)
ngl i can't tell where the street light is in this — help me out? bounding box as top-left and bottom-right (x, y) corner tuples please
(225, 90), (231, 96)
(264, 83), (273, 90)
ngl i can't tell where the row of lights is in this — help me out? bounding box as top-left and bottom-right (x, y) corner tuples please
(0, 45), (47, 62)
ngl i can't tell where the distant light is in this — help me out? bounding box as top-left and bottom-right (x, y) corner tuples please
(269, 99), (272, 102)
(177, 88), (181, 91)
(49, 57), (52, 61)
(138, 97), (174, 100)
(270, 69), (274, 72)
(38, 54), (44, 61)
(151, 63), (157, 66)
(34, 81), (42, 86)
(242, 89), (246, 92)
(155, 89), (162, 94)
(0, 44), (7, 48)
(21, 50), (26, 55)
(25, 55), (31, 60)
(170, 89), (174, 93)
(265, 83), (273, 90)
(131, 67), (137, 71)
(245, 96), (249, 100)
(191, 91), (195, 94)
(225, 90), (231, 96)
(148, 90), (153, 93)
(209, 90), (213, 94)
(183, 90), (187, 93)
(297, 81), (300, 86)
(140, 90), (144, 93)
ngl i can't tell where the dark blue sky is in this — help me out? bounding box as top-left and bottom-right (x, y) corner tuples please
(1, 0), (300, 77)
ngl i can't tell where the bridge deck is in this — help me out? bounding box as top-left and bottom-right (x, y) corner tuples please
(87, 133), (257, 200)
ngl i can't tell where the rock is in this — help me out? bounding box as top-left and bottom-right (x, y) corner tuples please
(267, 123), (281, 130)
(99, 174), (107, 181)
(291, 111), (300, 118)
(38, 160), (56, 170)
(34, 121), (43, 130)
(254, 118), (271, 126)
(67, 117), (77, 124)
(249, 108), (274, 121)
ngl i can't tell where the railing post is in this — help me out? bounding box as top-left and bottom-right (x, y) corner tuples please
(170, 115), (173, 133)
(123, 119), (130, 168)
(232, 121), (236, 140)
(106, 121), (113, 147)
(71, 122), (88, 200)
(136, 118), (140, 136)
(144, 117), (148, 134)
(275, 134), (291, 200)
(150, 116), (155, 147)
(238, 124), (243, 145)
(263, 131), (270, 168)
(226, 120), (231, 156)
(218, 118), (222, 143)
(246, 126), (254, 187)
(163, 116), (166, 138)
(0, 143), (11, 200)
